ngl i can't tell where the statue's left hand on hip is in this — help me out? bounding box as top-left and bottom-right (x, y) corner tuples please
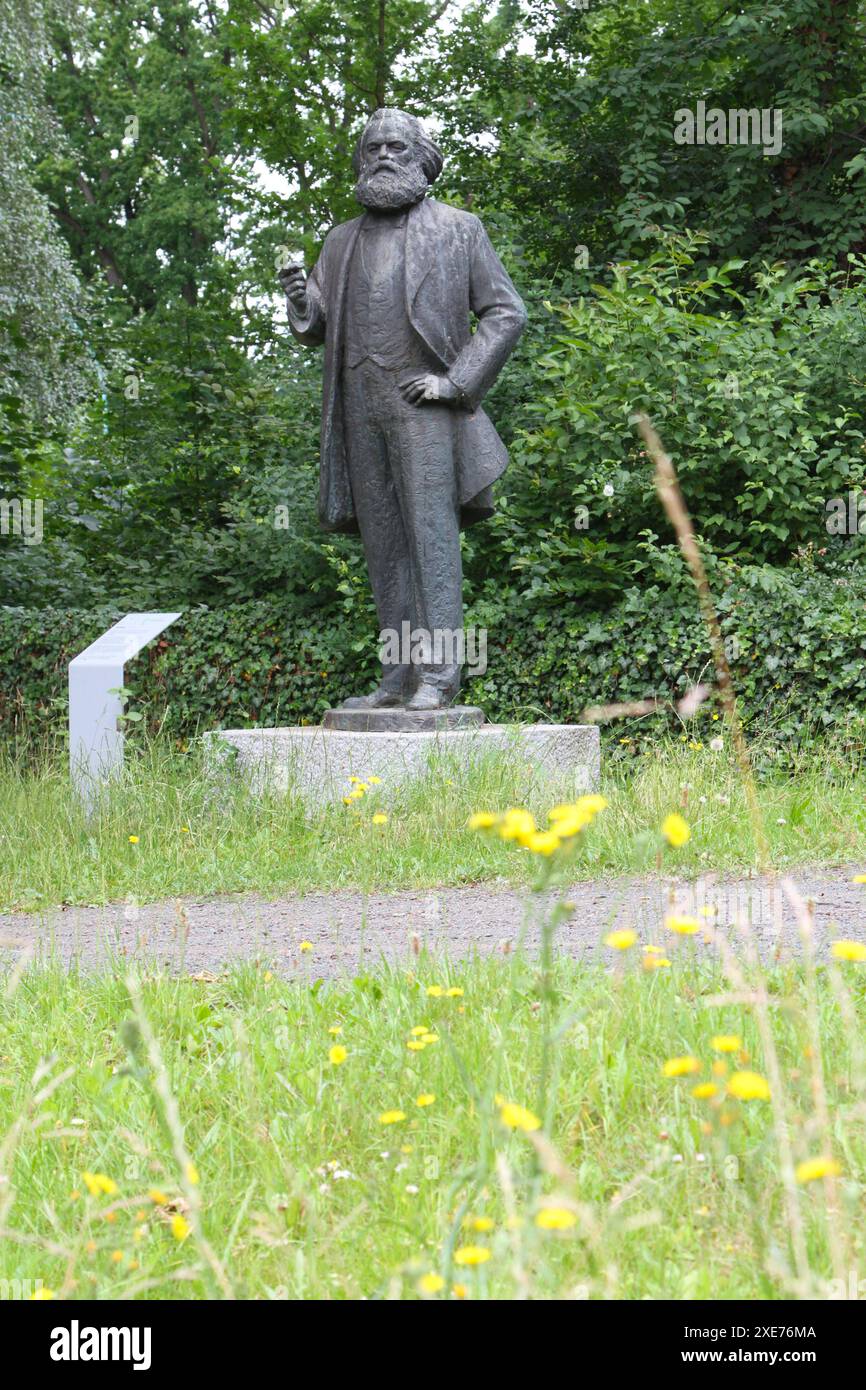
(399, 373), (460, 407)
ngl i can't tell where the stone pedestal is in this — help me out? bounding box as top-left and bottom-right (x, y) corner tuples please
(322, 705), (484, 733)
(205, 721), (600, 806)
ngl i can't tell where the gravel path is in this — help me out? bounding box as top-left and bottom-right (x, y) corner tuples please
(1, 867), (864, 979)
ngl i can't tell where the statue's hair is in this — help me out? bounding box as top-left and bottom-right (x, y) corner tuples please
(352, 108), (444, 185)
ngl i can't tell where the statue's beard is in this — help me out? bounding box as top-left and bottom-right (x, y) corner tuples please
(355, 163), (429, 211)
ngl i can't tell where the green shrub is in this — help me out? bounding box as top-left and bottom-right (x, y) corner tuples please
(3, 554), (866, 767)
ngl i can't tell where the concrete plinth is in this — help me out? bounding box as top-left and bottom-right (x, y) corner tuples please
(205, 723), (600, 806)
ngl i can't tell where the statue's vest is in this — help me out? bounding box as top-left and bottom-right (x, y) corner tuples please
(343, 215), (432, 373)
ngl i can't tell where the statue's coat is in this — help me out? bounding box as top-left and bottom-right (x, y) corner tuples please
(288, 196), (527, 533)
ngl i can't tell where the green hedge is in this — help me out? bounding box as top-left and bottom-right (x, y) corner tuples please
(3, 560), (866, 758)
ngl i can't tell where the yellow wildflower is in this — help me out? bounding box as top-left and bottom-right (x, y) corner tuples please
(371, 813), (388, 825)
(663, 1056), (701, 1077)
(727, 1070), (771, 1101)
(535, 1206), (577, 1231)
(711, 1035), (742, 1053)
(454, 1245), (491, 1266)
(378, 1110), (406, 1125)
(692, 1082), (719, 1099)
(299, 940), (313, 953)
(468, 812), (498, 830)
(499, 1101), (541, 1132)
(831, 940), (866, 962)
(661, 813), (690, 847)
(417, 1273), (445, 1294)
(329, 1045), (348, 1065)
(171, 1214), (191, 1241)
(524, 829), (561, 855)
(31, 1287), (55, 1300)
(795, 1156), (842, 1185)
(665, 914), (700, 935)
(415, 1093), (435, 1107)
(466, 1215), (495, 1233)
(605, 929), (637, 950)
(497, 808), (535, 842)
(82, 1171), (117, 1197)
(426, 985), (444, 997)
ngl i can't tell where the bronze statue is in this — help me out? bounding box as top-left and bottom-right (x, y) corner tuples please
(279, 108), (526, 712)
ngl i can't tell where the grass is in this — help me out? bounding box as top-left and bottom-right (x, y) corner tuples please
(1, 934), (864, 1301)
(2, 736), (866, 913)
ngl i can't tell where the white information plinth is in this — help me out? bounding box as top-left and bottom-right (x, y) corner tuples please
(69, 612), (181, 802)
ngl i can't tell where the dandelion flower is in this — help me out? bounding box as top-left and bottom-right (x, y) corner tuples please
(171, 1214), (191, 1241)
(535, 1206), (577, 1231)
(185, 1162), (199, 1186)
(466, 1215), (495, 1233)
(605, 929), (637, 950)
(31, 1287), (55, 1300)
(468, 812), (498, 830)
(499, 1101), (541, 1132)
(643, 955), (671, 970)
(525, 829), (561, 855)
(497, 808), (535, 842)
(371, 813), (388, 825)
(299, 941), (313, 953)
(426, 985), (444, 997)
(727, 1070), (771, 1101)
(420, 1032), (439, 1044)
(378, 1110), (406, 1125)
(148, 1188), (169, 1205)
(415, 1093), (435, 1107)
(329, 1045), (348, 1066)
(82, 1171), (118, 1197)
(662, 1056), (701, 1077)
(711, 1035), (742, 1053)
(417, 1272), (445, 1294)
(795, 1156), (842, 1185)
(407, 1040), (426, 1052)
(692, 1082), (719, 1099)
(328, 1025), (343, 1036)
(128, 835), (139, 844)
(661, 813), (690, 847)
(445, 987), (464, 998)
(665, 914), (700, 935)
(454, 1245), (491, 1266)
(831, 940), (866, 962)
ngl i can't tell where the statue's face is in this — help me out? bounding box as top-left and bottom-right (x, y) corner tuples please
(361, 117), (415, 174)
(355, 116), (429, 212)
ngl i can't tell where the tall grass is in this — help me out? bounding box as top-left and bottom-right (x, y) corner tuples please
(2, 736), (866, 912)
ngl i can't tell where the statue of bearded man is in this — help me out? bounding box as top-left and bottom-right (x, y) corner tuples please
(279, 108), (527, 711)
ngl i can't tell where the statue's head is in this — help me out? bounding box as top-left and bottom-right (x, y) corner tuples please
(353, 108), (443, 212)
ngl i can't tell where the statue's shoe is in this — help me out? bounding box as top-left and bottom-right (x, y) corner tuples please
(405, 682), (451, 711)
(339, 686), (404, 710)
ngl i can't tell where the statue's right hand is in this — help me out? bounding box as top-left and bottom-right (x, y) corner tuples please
(278, 265), (309, 312)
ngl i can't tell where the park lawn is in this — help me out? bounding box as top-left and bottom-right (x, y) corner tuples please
(2, 738), (866, 912)
(1, 939), (864, 1301)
